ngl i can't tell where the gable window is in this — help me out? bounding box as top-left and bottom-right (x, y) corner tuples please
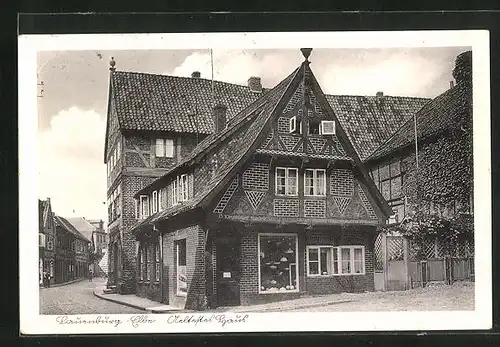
(289, 116), (302, 134)
(176, 239), (187, 296)
(304, 169), (326, 196)
(308, 119), (321, 135)
(156, 138), (174, 158)
(306, 246), (365, 276)
(320, 120), (336, 135)
(152, 190), (158, 214)
(275, 167), (298, 196)
(139, 195), (150, 219)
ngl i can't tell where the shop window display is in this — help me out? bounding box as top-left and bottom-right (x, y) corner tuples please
(259, 234), (298, 293)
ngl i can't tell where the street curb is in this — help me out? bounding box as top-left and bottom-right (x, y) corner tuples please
(247, 299), (354, 313)
(39, 277), (88, 289)
(93, 289), (147, 311)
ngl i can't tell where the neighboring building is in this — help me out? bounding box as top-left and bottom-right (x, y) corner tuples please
(364, 51), (474, 288)
(87, 219), (108, 276)
(127, 50), (420, 310)
(65, 217), (107, 277)
(103, 55), (429, 296)
(53, 216), (92, 284)
(38, 198), (56, 286)
(365, 50), (473, 223)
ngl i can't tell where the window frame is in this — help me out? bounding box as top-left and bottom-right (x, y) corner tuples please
(152, 190), (158, 214)
(257, 233), (300, 294)
(155, 240), (161, 282)
(370, 159), (405, 223)
(320, 120), (336, 135)
(308, 118), (321, 135)
(139, 195), (150, 219)
(304, 169), (327, 197)
(275, 167), (298, 196)
(176, 239), (187, 296)
(306, 245), (366, 277)
(156, 138), (175, 158)
(179, 174), (189, 202)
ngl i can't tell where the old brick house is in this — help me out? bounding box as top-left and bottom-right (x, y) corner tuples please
(53, 216), (91, 284)
(103, 61), (267, 294)
(103, 49), (430, 300)
(125, 49), (440, 310)
(39, 198), (56, 286)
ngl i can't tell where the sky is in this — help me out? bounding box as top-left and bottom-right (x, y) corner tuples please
(36, 47), (470, 222)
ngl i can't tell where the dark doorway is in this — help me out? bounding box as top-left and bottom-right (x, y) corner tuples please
(216, 231), (241, 306)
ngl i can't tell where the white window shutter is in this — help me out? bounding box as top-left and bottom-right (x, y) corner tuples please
(289, 116), (297, 133)
(321, 120), (336, 135)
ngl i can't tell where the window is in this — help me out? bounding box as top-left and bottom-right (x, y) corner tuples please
(306, 246), (365, 276)
(371, 160), (405, 223)
(304, 169), (326, 196)
(139, 195), (150, 219)
(152, 191), (158, 214)
(172, 174), (189, 204)
(307, 246), (334, 276)
(289, 116), (302, 134)
(179, 174), (188, 202)
(158, 188), (164, 211)
(139, 242), (146, 281)
(147, 243), (153, 281)
(108, 184), (121, 222)
(258, 233), (299, 293)
(172, 179), (178, 205)
(156, 138), (174, 158)
(176, 239), (187, 296)
(275, 167), (298, 196)
(47, 236), (54, 250)
(39, 233), (46, 248)
(308, 119), (320, 135)
(155, 240), (161, 282)
(320, 120), (336, 135)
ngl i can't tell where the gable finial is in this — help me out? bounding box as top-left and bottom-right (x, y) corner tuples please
(300, 48), (313, 61)
(109, 57), (116, 72)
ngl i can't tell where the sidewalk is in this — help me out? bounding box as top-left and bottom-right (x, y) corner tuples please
(93, 285), (186, 313)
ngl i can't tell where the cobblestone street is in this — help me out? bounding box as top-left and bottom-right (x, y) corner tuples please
(39, 277), (142, 315)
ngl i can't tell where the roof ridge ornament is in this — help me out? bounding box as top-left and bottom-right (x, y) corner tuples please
(300, 48), (313, 61)
(109, 57), (116, 72)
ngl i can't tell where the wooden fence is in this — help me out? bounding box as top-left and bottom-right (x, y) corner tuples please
(374, 233), (474, 291)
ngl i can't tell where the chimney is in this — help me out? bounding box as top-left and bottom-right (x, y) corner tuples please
(99, 220), (104, 232)
(247, 76), (262, 93)
(452, 50), (472, 84)
(376, 91), (384, 97)
(450, 80), (455, 89)
(212, 104), (228, 133)
(109, 57), (116, 72)
(191, 71), (201, 78)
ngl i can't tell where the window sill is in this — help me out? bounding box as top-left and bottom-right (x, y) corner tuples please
(275, 194), (299, 197)
(176, 293), (187, 297)
(304, 195), (326, 198)
(259, 289), (300, 295)
(307, 273), (366, 277)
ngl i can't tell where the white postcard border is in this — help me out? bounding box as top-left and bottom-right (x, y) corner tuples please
(19, 30), (491, 334)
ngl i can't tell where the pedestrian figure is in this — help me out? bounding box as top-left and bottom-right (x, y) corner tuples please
(88, 269), (93, 282)
(44, 271), (51, 288)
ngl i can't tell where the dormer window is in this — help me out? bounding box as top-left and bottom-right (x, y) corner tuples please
(308, 119), (321, 135)
(156, 138), (174, 158)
